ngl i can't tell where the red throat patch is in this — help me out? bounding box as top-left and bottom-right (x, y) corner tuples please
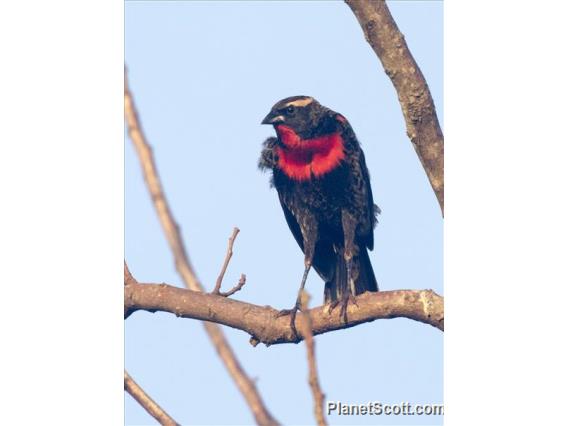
(275, 125), (346, 181)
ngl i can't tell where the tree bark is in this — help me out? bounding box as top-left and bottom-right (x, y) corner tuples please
(125, 282), (444, 346)
(345, 0), (444, 213)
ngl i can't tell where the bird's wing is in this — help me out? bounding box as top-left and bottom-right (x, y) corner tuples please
(278, 191), (335, 282)
(335, 113), (378, 251)
(278, 192), (305, 252)
(358, 148), (379, 251)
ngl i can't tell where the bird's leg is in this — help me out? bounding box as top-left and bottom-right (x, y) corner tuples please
(277, 259), (311, 338)
(338, 258), (360, 324)
(277, 216), (317, 339)
(340, 210), (359, 324)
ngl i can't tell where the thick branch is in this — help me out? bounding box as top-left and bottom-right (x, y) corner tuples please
(124, 261), (136, 286)
(125, 74), (278, 426)
(125, 282), (444, 346)
(124, 370), (180, 426)
(346, 0), (444, 213)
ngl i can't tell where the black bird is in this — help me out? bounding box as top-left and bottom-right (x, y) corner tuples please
(259, 96), (379, 334)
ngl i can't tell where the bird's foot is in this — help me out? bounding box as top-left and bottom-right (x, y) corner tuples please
(349, 293), (359, 308)
(276, 305), (300, 339)
(328, 294), (358, 324)
(327, 300), (340, 315)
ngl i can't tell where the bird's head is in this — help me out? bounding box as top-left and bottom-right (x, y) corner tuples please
(261, 96), (336, 139)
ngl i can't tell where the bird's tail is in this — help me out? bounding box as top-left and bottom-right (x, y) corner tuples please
(324, 247), (378, 304)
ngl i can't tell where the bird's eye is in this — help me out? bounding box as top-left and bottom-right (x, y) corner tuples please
(286, 105), (295, 114)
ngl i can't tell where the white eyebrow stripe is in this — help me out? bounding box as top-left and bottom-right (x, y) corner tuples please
(284, 97), (314, 107)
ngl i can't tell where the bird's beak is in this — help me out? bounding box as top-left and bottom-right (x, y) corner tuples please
(261, 111), (284, 125)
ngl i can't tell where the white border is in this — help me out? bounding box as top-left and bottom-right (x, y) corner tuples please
(446, 1), (568, 424)
(0, 1), (124, 424)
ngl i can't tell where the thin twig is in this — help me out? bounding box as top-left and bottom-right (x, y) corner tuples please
(125, 71), (278, 426)
(124, 370), (180, 426)
(345, 0), (444, 213)
(299, 292), (327, 426)
(125, 282), (445, 344)
(219, 273), (247, 298)
(213, 227), (241, 295)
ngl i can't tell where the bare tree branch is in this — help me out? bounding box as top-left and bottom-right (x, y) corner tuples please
(298, 293), (327, 426)
(125, 73), (279, 426)
(124, 260), (136, 286)
(124, 73), (199, 290)
(219, 273), (247, 298)
(125, 281), (444, 345)
(345, 0), (444, 213)
(124, 262), (138, 317)
(124, 370), (180, 426)
(212, 227), (245, 296)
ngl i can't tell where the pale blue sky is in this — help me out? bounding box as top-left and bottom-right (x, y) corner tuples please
(125, 1), (443, 425)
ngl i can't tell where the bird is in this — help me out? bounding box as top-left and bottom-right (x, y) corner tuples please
(258, 95), (379, 336)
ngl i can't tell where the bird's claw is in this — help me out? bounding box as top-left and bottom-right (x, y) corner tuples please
(349, 293), (359, 308)
(327, 300), (340, 315)
(339, 298), (349, 324)
(327, 294), (357, 324)
(276, 305), (300, 339)
(276, 308), (295, 318)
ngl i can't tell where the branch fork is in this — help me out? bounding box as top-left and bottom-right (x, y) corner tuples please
(211, 227), (247, 297)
